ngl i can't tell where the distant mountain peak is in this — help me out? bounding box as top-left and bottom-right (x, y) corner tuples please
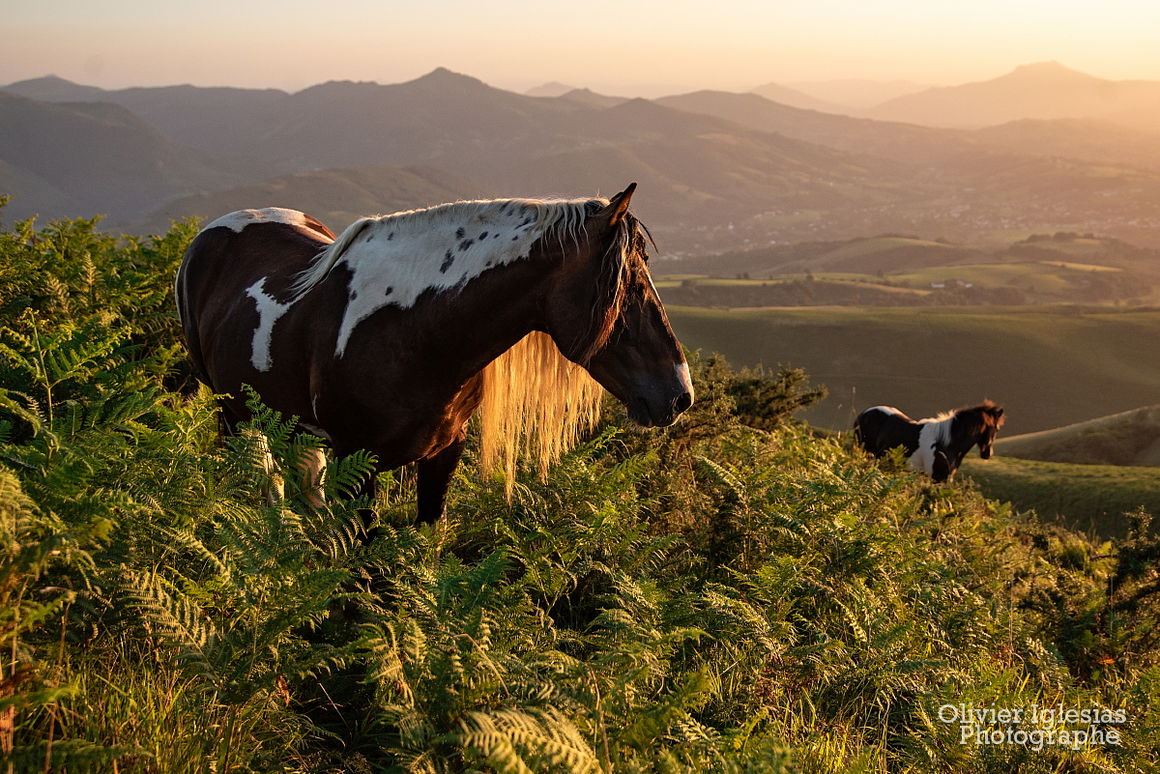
(410, 67), (486, 88)
(526, 81), (577, 97)
(1005, 61), (1096, 81)
(22, 74), (74, 84)
(1013, 60), (1069, 73)
(1, 74), (106, 100)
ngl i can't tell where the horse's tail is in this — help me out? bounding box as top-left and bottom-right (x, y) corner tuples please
(852, 411), (866, 450)
(174, 236), (215, 392)
(477, 332), (604, 498)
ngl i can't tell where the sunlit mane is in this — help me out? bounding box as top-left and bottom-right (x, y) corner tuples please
(477, 332), (605, 498)
(472, 208), (645, 497)
(288, 196), (604, 299)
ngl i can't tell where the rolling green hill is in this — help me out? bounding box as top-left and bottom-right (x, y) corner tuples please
(962, 456), (1160, 538)
(995, 404), (1160, 467)
(661, 233), (1160, 305)
(667, 305), (1160, 433)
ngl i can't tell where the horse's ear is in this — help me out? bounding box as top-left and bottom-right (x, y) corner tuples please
(599, 182), (637, 227)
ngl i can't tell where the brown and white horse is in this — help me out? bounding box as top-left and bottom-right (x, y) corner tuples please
(175, 184), (693, 523)
(853, 401), (1005, 482)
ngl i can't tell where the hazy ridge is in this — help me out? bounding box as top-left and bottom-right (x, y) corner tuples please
(5, 64), (1160, 251)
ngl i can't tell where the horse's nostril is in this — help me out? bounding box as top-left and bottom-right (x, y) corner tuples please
(674, 391), (693, 413)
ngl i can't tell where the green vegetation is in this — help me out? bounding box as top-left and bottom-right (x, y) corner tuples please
(668, 305), (1160, 433)
(962, 457), (1160, 540)
(997, 405), (1160, 468)
(1, 211), (1159, 771)
(662, 233), (1160, 306)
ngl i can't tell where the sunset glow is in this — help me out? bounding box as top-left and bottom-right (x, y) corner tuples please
(3, 0), (1160, 94)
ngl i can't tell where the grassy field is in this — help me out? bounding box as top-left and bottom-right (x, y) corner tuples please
(962, 456), (1160, 538)
(888, 261), (1122, 295)
(661, 232), (1160, 304)
(667, 305), (1160, 434)
(997, 405), (1160, 467)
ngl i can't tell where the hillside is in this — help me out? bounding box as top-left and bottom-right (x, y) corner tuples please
(748, 80), (842, 112)
(782, 78), (929, 109)
(0, 92), (249, 221)
(7, 69), (1160, 248)
(667, 305), (1160, 433)
(974, 118), (1160, 172)
(655, 89), (977, 166)
(963, 457), (1160, 538)
(651, 89), (1160, 249)
(2, 74), (292, 158)
(130, 164), (489, 235)
(662, 232), (1160, 305)
(959, 405), (1160, 536)
(869, 61), (1160, 130)
(995, 405), (1160, 467)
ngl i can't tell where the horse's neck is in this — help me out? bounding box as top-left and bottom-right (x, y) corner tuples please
(403, 259), (554, 386)
(943, 417), (981, 464)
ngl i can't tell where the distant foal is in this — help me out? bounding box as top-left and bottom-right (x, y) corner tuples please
(854, 401), (1005, 482)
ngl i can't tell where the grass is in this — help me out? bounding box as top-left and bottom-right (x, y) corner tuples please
(888, 262), (1097, 294)
(962, 456), (1160, 539)
(655, 276), (929, 297)
(997, 405), (1160, 467)
(667, 305), (1160, 434)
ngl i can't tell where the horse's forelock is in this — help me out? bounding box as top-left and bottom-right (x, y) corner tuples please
(981, 400), (1006, 427)
(573, 214), (640, 365)
(954, 402), (1005, 438)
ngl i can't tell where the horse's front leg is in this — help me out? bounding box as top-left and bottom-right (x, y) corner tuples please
(415, 438), (467, 525)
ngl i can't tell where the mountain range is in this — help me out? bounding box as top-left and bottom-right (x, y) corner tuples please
(867, 62), (1160, 129)
(3, 63), (1160, 251)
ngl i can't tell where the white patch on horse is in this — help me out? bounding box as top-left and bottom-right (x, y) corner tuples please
(675, 362), (693, 400)
(203, 207), (312, 234)
(908, 412), (954, 476)
(869, 405), (901, 417)
(289, 198), (603, 357)
(246, 278), (295, 371)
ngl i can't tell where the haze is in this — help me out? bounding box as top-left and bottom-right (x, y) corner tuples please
(4, 0), (1160, 95)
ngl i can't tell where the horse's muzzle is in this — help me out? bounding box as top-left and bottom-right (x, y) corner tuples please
(628, 387), (694, 428)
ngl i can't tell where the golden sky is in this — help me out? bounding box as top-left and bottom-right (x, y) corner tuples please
(3, 0), (1160, 94)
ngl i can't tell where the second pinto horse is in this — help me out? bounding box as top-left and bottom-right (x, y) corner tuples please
(854, 401), (1005, 482)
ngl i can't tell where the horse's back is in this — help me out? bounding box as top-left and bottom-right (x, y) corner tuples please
(854, 405), (916, 457)
(176, 208), (335, 391)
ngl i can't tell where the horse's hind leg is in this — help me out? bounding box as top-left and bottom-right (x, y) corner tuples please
(240, 428), (285, 506)
(416, 438), (467, 525)
(298, 446), (327, 509)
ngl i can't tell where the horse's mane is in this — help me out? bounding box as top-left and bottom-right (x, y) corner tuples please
(478, 332), (606, 495)
(475, 205), (641, 498)
(922, 400), (1005, 442)
(288, 197), (602, 298)
(955, 400), (1005, 434)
